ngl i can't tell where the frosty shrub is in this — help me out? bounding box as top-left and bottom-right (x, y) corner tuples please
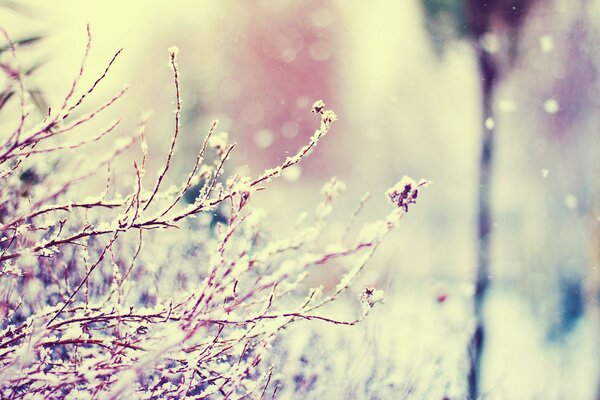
(0, 28), (427, 399)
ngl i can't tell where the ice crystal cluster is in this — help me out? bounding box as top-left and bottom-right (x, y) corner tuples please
(0, 29), (426, 399)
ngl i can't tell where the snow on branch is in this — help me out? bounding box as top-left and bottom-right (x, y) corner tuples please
(0, 29), (427, 399)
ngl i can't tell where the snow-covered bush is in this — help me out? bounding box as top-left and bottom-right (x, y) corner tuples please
(0, 28), (427, 399)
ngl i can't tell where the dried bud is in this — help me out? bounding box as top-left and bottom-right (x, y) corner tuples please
(386, 176), (429, 212)
(239, 190), (250, 209)
(360, 287), (385, 315)
(168, 46), (179, 58)
(311, 99), (325, 114)
(321, 109), (337, 124)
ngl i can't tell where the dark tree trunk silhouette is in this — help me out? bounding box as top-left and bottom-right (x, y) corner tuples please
(463, 2), (533, 397)
(421, 1), (535, 396)
(468, 44), (497, 400)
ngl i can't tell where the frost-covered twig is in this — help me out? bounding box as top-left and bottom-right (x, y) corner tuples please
(0, 29), (427, 399)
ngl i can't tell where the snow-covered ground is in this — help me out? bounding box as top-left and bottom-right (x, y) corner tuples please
(277, 283), (599, 399)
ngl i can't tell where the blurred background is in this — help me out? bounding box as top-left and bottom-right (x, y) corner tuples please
(1, 0), (599, 398)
